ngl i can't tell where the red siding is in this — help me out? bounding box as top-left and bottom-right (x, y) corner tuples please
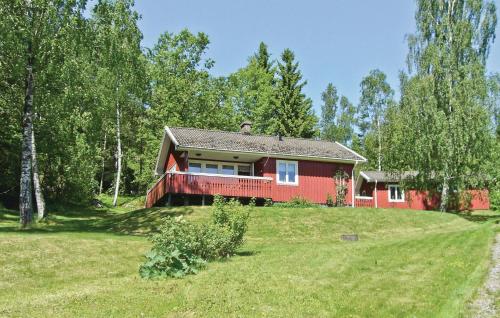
(256, 157), (354, 205)
(358, 180), (490, 210)
(163, 143), (188, 172)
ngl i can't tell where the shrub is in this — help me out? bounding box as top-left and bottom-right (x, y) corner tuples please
(326, 193), (334, 207)
(139, 217), (205, 279)
(490, 188), (500, 211)
(274, 196), (317, 208)
(140, 195), (250, 278)
(264, 198), (273, 207)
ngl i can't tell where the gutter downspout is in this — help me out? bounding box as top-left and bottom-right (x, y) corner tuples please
(352, 161), (358, 207)
(374, 180), (378, 208)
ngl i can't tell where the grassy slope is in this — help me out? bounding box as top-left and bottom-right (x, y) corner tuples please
(0, 200), (498, 317)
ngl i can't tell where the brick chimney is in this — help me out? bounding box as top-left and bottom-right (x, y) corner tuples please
(240, 121), (252, 135)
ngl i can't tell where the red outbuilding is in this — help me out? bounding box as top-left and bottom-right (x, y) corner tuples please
(355, 171), (490, 210)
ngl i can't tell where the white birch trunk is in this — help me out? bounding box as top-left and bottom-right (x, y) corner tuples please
(20, 51), (34, 227)
(439, 177), (449, 212)
(112, 105), (122, 206)
(99, 132), (107, 195)
(377, 116), (382, 171)
(31, 128), (45, 219)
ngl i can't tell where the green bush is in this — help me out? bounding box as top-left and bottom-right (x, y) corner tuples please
(139, 217), (206, 279)
(326, 194), (334, 207)
(274, 196), (317, 208)
(491, 188), (500, 211)
(140, 195), (250, 279)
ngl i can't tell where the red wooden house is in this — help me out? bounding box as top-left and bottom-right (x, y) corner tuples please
(355, 171), (490, 210)
(145, 122), (367, 207)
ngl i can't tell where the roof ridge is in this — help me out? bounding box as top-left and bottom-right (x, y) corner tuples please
(169, 126), (344, 145)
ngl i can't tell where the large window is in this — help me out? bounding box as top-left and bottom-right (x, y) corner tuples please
(188, 160), (252, 176)
(188, 162), (202, 173)
(388, 185), (404, 202)
(276, 160), (298, 185)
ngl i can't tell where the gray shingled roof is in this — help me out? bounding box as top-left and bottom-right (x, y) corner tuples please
(360, 171), (418, 182)
(168, 127), (365, 161)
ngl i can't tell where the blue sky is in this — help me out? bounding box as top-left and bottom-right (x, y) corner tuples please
(127, 0), (499, 113)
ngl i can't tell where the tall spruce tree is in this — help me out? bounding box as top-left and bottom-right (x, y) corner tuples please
(272, 49), (317, 138)
(390, 0), (497, 211)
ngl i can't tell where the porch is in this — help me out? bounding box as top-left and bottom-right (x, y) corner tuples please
(145, 171), (273, 208)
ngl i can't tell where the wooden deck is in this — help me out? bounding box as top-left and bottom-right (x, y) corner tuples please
(145, 171), (273, 208)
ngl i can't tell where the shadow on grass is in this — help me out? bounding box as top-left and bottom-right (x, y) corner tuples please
(451, 211), (500, 224)
(0, 206), (195, 237)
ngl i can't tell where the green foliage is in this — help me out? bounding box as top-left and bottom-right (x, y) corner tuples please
(139, 217), (206, 279)
(140, 195), (249, 278)
(271, 49), (318, 138)
(326, 193), (334, 207)
(274, 196), (316, 208)
(334, 170), (349, 207)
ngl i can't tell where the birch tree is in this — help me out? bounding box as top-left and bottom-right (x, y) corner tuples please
(393, 0), (497, 211)
(358, 69), (394, 171)
(91, 0), (146, 206)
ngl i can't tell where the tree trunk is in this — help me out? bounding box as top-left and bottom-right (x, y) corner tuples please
(377, 116), (382, 171)
(32, 127), (45, 219)
(112, 105), (122, 206)
(99, 132), (107, 195)
(20, 49), (34, 228)
(439, 177), (449, 212)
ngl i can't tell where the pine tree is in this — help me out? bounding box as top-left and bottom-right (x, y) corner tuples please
(272, 49), (317, 138)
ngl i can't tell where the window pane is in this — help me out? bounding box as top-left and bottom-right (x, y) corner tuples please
(287, 163), (296, 183)
(278, 162), (287, 182)
(189, 163), (201, 173)
(238, 165), (251, 176)
(390, 186), (396, 200)
(204, 164), (218, 174)
(396, 188), (403, 200)
(222, 165), (235, 175)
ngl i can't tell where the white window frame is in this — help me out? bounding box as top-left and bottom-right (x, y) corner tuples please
(276, 160), (299, 186)
(388, 184), (405, 202)
(188, 159), (252, 176)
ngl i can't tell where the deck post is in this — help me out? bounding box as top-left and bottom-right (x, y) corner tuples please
(374, 180), (378, 208)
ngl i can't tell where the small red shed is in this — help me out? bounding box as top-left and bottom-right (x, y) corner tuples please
(355, 171), (490, 210)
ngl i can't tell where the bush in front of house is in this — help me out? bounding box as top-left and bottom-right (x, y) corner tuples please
(139, 195), (250, 279)
(273, 196), (317, 208)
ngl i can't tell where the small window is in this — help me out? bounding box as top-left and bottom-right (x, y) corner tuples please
(204, 164), (218, 174)
(221, 165), (235, 175)
(388, 185), (404, 202)
(276, 160), (298, 185)
(188, 162), (201, 173)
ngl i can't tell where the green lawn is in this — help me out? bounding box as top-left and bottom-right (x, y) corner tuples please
(0, 200), (498, 317)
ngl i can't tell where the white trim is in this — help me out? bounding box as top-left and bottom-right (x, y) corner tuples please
(335, 141), (368, 162)
(276, 160), (299, 186)
(355, 196), (373, 200)
(154, 129), (171, 176)
(359, 171), (372, 182)
(352, 161), (357, 207)
(165, 126), (179, 146)
(188, 159), (251, 176)
(388, 184), (405, 202)
(170, 170), (272, 180)
(374, 180), (378, 208)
